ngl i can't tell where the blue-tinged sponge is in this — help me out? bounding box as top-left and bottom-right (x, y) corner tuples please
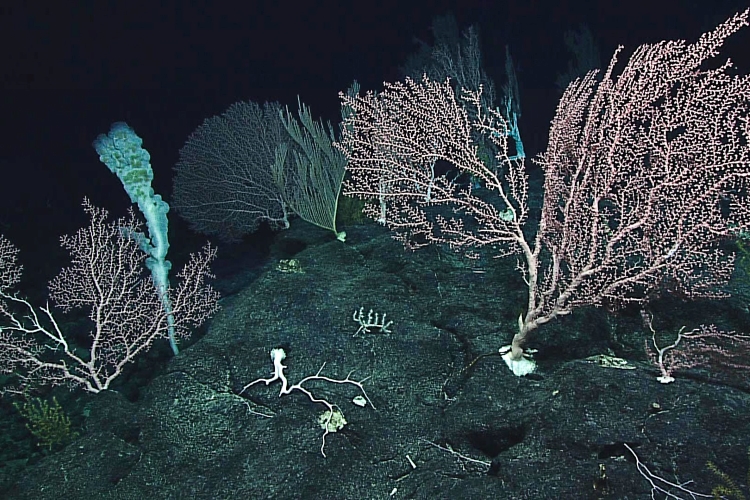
(93, 122), (155, 204)
(93, 122), (179, 355)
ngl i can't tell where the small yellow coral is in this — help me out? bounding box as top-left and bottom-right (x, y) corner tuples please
(706, 447), (750, 500)
(14, 396), (78, 450)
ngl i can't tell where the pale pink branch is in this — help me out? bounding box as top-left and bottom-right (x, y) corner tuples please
(338, 11), (750, 376)
(0, 199), (220, 394)
(642, 311), (750, 383)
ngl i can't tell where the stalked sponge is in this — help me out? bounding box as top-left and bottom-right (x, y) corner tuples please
(93, 122), (179, 355)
